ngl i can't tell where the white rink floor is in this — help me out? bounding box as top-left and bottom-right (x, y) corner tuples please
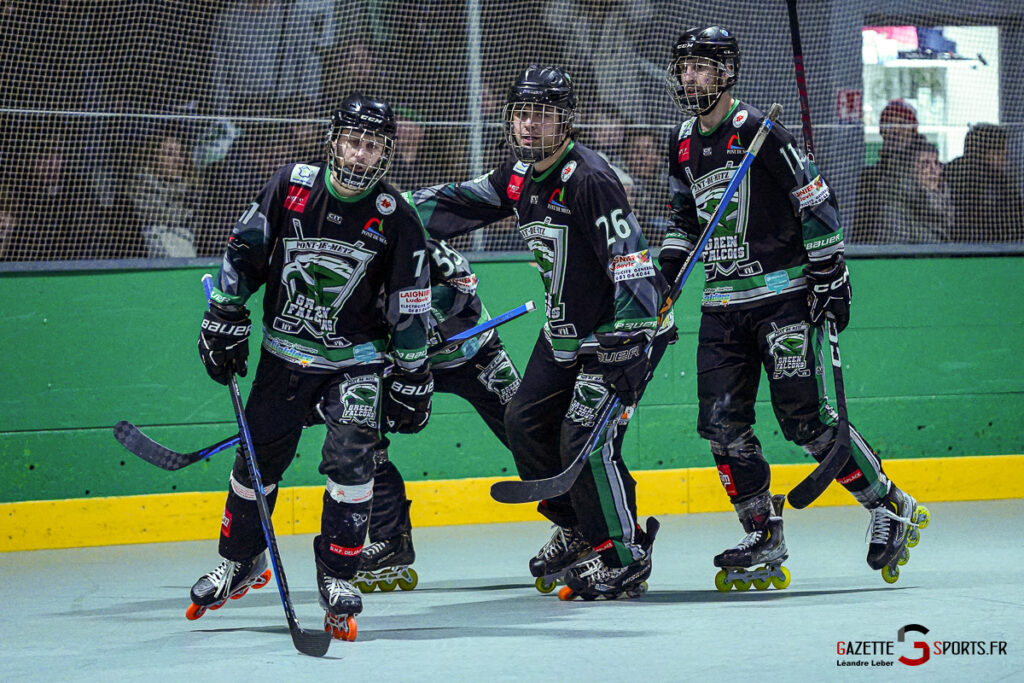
(3, 500), (1023, 682)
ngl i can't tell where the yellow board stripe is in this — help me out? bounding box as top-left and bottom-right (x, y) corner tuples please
(3, 455), (1022, 552)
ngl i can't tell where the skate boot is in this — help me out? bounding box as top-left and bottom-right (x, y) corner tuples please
(529, 524), (595, 594)
(353, 531), (418, 593)
(713, 494), (791, 592)
(866, 484), (930, 584)
(317, 569), (362, 642)
(558, 517), (659, 601)
(186, 553), (271, 620)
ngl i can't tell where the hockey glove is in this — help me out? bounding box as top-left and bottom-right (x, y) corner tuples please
(198, 302), (251, 385)
(596, 331), (654, 406)
(806, 255), (851, 333)
(383, 365), (434, 434)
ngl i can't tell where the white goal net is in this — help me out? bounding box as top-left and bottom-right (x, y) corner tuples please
(1, 0), (1021, 264)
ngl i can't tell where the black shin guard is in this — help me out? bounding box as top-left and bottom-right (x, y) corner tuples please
(217, 474), (279, 561)
(710, 429), (771, 502)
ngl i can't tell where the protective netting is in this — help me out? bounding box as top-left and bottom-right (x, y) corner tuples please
(1, 1), (1022, 264)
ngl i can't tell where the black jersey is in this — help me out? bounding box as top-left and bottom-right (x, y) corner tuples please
(660, 100), (845, 311)
(210, 162), (430, 372)
(410, 142), (664, 363)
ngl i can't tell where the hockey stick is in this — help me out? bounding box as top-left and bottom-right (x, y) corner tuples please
(490, 103), (785, 505)
(783, 0), (853, 508)
(115, 300), (537, 471)
(201, 274), (332, 657)
(787, 316), (851, 508)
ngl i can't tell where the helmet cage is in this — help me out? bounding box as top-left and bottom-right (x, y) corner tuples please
(502, 101), (575, 163)
(326, 125), (395, 191)
(665, 55), (737, 117)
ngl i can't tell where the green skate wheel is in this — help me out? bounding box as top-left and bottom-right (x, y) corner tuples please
(881, 565), (900, 584)
(907, 527), (920, 548)
(378, 579), (398, 592)
(398, 569), (419, 591)
(535, 577), (557, 594)
(772, 566), (792, 589)
(752, 576), (772, 591)
(353, 579), (374, 594)
(915, 506), (930, 529)
(897, 547), (910, 566)
(733, 577), (751, 592)
(714, 569), (731, 593)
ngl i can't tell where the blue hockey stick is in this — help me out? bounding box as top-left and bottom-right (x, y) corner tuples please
(490, 103), (784, 505)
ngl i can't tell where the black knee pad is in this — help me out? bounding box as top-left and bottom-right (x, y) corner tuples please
(710, 429), (770, 502)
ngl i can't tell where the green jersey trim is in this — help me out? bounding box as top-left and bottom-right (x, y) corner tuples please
(324, 166), (376, 203)
(697, 100), (740, 137)
(531, 141), (576, 183)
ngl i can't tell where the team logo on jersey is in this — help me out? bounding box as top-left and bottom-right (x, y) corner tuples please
(610, 250), (656, 282)
(690, 166), (763, 280)
(376, 193), (397, 215)
(519, 221), (568, 324)
(678, 138), (690, 163)
(290, 164), (320, 188)
(560, 160), (578, 182)
(507, 173), (524, 200)
(794, 175), (831, 209)
(274, 236), (377, 346)
(477, 349), (522, 405)
(733, 110), (748, 128)
(567, 373), (610, 426)
(727, 134), (745, 154)
(766, 322), (811, 378)
(284, 185), (310, 213)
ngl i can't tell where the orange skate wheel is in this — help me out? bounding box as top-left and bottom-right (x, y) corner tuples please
(558, 586), (575, 601)
(185, 603), (206, 621)
(231, 586), (249, 599)
(253, 569), (272, 589)
(341, 616), (358, 642)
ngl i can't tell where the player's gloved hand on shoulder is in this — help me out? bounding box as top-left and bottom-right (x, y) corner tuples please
(198, 302), (251, 385)
(383, 365), (434, 434)
(806, 255), (851, 333)
(596, 330), (654, 406)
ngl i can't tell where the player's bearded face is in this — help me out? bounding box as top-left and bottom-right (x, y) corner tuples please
(334, 129), (386, 173)
(511, 103), (565, 155)
(668, 56), (732, 116)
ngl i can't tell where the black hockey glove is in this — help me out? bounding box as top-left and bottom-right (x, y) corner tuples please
(806, 255), (851, 333)
(198, 302), (251, 385)
(596, 331), (654, 406)
(383, 365), (434, 434)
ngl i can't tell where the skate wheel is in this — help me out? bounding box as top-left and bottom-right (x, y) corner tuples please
(253, 569), (272, 589)
(378, 579), (398, 592)
(733, 578), (751, 592)
(398, 569), (419, 591)
(535, 577), (557, 594)
(752, 577), (771, 591)
(881, 565), (900, 584)
(897, 547), (910, 566)
(231, 586), (249, 599)
(771, 566), (792, 590)
(208, 599), (226, 611)
(324, 614), (358, 641)
(713, 569), (731, 593)
(915, 506), (931, 529)
(557, 586), (575, 601)
(185, 603), (206, 621)
(907, 527), (920, 548)
(353, 579), (374, 594)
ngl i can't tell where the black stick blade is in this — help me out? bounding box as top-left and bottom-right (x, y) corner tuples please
(113, 421), (239, 471)
(490, 458), (587, 504)
(290, 626), (333, 657)
(787, 436), (850, 509)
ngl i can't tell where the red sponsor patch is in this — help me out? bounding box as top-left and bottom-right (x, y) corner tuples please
(678, 139), (690, 163)
(221, 509), (232, 537)
(593, 539), (613, 553)
(329, 543), (364, 557)
(717, 464), (738, 497)
(507, 173), (524, 200)
(283, 185), (310, 213)
(837, 470), (863, 485)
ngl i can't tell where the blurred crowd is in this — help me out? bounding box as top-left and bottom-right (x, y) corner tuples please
(0, 1), (1020, 262)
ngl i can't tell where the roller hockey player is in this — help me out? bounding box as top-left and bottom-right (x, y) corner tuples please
(352, 235), (523, 593)
(661, 26), (929, 590)
(408, 64), (676, 601)
(190, 92), (432, 641)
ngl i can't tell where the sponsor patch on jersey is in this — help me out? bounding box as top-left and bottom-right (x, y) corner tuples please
(679, 118), (695, 139)
(398, 288), (431, 315)
(678, 138), (690, 163)
(283, 185), (310, 212)
(289, 164), (319, 188)
(362, 216), (385, 239)
(733, 110), (748, 128)
(376, 192), (397, 215)
(560, 160), (578, 182)
(610, 250), (656, 282)
(702, 290), (731, 306)
(794, 175), (831, 209)
(547, 187), (571, 214)
(727, 134), (744, 153)
(449, 273), (478, 294)
(507, 173), (524, 200)
(513, 161), (530, 175)
(764, 269), (791, 294)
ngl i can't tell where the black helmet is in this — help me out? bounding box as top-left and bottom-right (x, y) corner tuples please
(503, 65), (577, 162)
(665, 26), (741, 116)
(326, 92), (397, 191)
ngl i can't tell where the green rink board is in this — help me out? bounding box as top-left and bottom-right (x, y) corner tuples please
(1, 257), (1021, 503)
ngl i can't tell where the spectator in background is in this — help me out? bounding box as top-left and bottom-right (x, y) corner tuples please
(851, 99), (919, 243)
(131, 126), (198, 258)
(873, 136), (951, 244)
(944, 123), (1024, 242)
(388, 107), (428, 191)
(621, 128), (671, 244)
